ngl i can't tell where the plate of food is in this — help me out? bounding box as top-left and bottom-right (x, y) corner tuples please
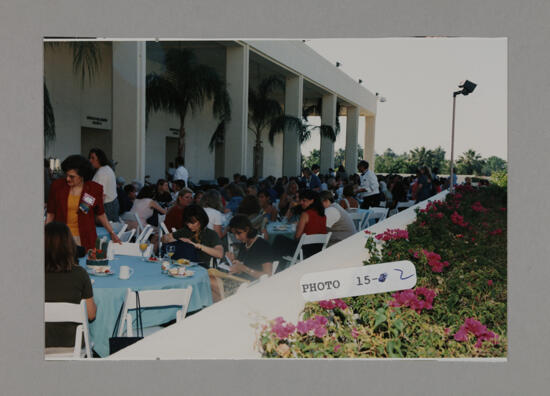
(87, 266), (114, 276)
(173, 258), (197, 267)
(167, 268), (194, 278)
(146, 256), (160, 263)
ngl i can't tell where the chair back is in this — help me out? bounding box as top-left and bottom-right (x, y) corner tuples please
(134, 213), (144, 233)
(108, 241), (153, 257)
(160, 221), (170, 235)
(44, 300), (91, 359)
(348, 211), (368, 230)
(396, 200), (415, 210)
(118, 229), (136, 243)
(366, 207), (389, 226)
(110, 221), (127, 235)
(271, 260), (279, 275)
(135, 225), (154, 244)
(287, 232), (332, 267)
(118, 287), (193, 336)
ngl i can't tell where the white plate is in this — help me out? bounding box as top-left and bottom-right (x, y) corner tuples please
(172, 260), (197, 267)
(168, 270), (194, 278)
(87, 269), (115, 277)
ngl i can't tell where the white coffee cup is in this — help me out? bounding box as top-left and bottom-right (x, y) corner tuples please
(119, 266), (134, 280)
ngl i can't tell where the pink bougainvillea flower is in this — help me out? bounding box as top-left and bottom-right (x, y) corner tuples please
(364, 230), (372, 234)
(453, 317), (499, 348)
(334, 344), (341, 353)
(375, 229), (409, 242)
(319, 300), (336, 310)
(456, 234), (463, 238)
(487, 279), (493, 286)
(389, 287), (436, 313)
(500, 207), (506, 211)
(489, 228), (503, 236)
(314, 325), (328, 338)
(351, 327), (359, 339)
(271, 317), (296, 339)
(471, 201), (488, 213)
(420, 221), (426, 227)
(451, 211), (469, 227)
(334, 299), (348, 310)
(444, 328), (451, 335)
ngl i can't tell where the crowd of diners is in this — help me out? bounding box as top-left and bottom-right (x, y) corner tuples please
(45, 150), (459, 351)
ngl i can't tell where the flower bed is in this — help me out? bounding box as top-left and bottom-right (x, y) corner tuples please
(258, 184), (507, 358)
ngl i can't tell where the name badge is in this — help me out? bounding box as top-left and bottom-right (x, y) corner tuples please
(82, 193), (95, 206)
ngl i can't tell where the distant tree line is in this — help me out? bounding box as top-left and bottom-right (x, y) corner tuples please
(301, 146), (364, 170)
(374, 146), (506, 176)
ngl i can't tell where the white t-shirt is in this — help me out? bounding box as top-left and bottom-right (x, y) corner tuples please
(92, 165), (117, 203)
(324, 205), (341, 228)
(358, 170), (379, 199)
(204, 207), (223, 231)
(174, 165), (189, 186)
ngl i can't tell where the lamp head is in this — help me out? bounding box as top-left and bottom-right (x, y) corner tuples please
(459, 80), (477, 95)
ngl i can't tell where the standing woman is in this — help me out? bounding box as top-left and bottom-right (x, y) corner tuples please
(46, 155), (121, 250)
(88, 148), (119, 222)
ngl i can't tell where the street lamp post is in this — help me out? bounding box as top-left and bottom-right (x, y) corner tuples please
(449, 80), (476, 192)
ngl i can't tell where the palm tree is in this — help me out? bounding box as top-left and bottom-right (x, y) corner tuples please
(247, 76), (307, 179)
(302, 98), (340, 142)
(146, 48), (231, 159)
(457, 149), (485, 175)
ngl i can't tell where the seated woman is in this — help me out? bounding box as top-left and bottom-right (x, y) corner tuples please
(225, 183), (245, 214)
(154, 179), (173, 206)
(278, 179), (299, 216)
(339, 184), (359, 210)
(225, 215), (274, 279)
(121, 185), (167, 230)
(199, 189), (224, 239)
(257, 189), (278, 222)
(272, 190), (327, 269)
(237, 195), (268, 238)
(161, 204), (224, 269)
(45, 222), (97, 349)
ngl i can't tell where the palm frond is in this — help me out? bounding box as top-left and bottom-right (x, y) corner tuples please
(209, 120), (226, 152)
(44, 82), (55, 146)
(268, 115), (305, 145)
(70, 42), (103, 87)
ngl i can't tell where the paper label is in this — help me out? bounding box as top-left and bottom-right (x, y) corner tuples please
(82, 193), (95, 206)
(299, 261), (417, 301)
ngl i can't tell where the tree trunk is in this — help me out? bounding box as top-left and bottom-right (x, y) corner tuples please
(178, 121), (186, 159)
(253, 138), (263, 180)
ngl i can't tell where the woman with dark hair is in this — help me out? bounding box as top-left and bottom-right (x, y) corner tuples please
(46, 155), (121, 250)
(161, 204), (224, 268)
(272, 190), (327, 267)
(237, 195), (268, 237)
(45, 222), (96, 348)
(226, 215), (274, 279)
(88, 148), (119, 222)
(278, 179), (299, 217)
(121, 185), (166, 230)
(154, 179), (173, 205)
(339, 184), (359, 210)
(199, 189), (224, 239)
(258, 189), (278, 222)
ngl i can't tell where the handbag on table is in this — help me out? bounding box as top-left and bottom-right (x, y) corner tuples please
(109, 291), (143, 355)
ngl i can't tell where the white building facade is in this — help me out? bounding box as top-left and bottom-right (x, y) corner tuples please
(44, 40), (377, 184)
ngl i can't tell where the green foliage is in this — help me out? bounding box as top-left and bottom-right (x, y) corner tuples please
(490, 170), (507, 187)
(456, 149), (486, 175)
(258, 183), (507, 358)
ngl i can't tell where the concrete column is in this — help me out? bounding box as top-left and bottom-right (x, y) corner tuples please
(112, 42), (146, 182)
(320, 93), (337, 173)
(224, 45), (249, 176)
(364, 115), (376, 169)
(345, 106), (359, 172)
(283, 75), (303, 177)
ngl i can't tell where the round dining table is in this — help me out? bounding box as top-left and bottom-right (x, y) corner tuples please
(80, 255), (213, 357)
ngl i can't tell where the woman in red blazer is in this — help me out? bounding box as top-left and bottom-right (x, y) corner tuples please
(46, 155), (121, 251)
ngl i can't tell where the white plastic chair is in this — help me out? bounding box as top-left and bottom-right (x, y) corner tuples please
(365, 207), (389, 226)
(348, 211), (368, 231)
(160, 221), (170, 235)
(118, 229), (136, 243)
(282, 232), (332, 267)
(118, 287), (193, 337)
(44, 300), (91, 359)
(107, 241), (153, 257)
(379, 201), (386, 208)
(134, 213), (144, 234)
(135, 224), (154, 244)
(271, 260), (279, 276)
(110, 221), (127, 235)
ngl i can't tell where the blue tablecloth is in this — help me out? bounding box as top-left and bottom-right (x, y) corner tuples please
(80, 255), (213, 357)
(266, 222), (296, 244)
(96, 227), (111, 240)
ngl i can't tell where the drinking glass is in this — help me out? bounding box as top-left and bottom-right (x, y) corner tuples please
(166, 245), (176, 266)
(139, 243), (149, 260)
